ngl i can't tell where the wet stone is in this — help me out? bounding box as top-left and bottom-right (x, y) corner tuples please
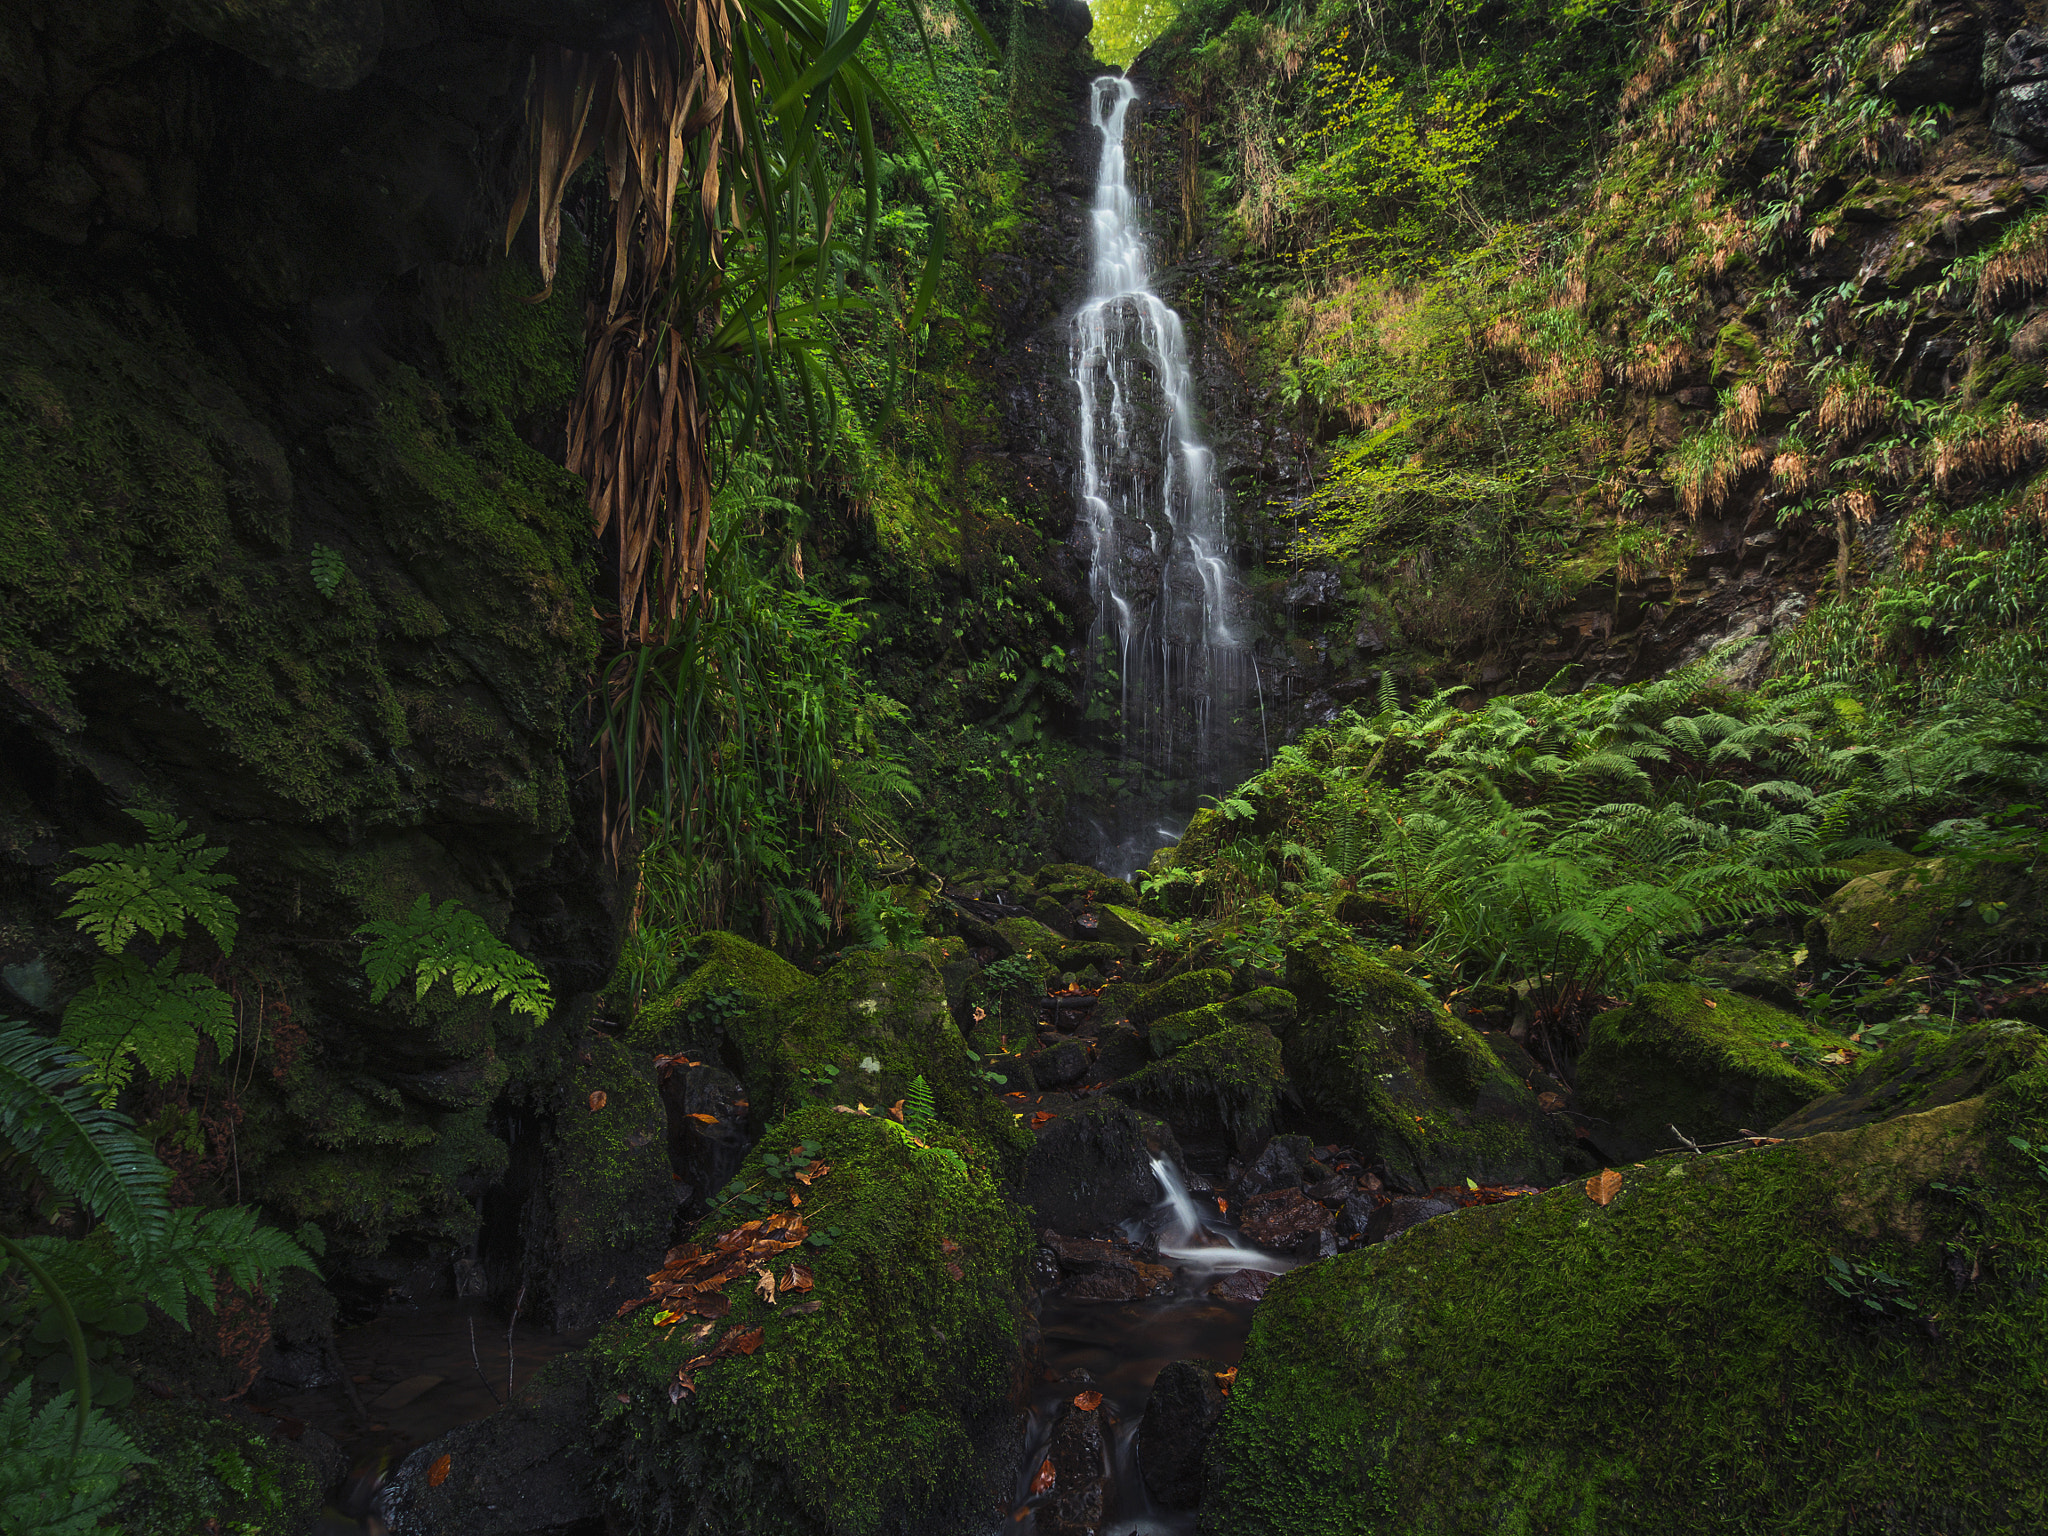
(1364, 1196), (1458, 1245)
(1229, 1134), (1313, 1199)
(1334, 1195), (1377, 1239)
(1207, 1269), (1275, 1304)
(1027, 1040), (1089, 1089)
(1238, 1187), (1335, 1252)
(1138, 1358), (1229, 1510)
(1039, 1400), (1110, 1536)
(1302, 1174), (1355, 1203)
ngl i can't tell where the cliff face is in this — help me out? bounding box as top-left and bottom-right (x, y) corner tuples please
(1105, 0), (2048, 736)
(1, 0), (627, 1283)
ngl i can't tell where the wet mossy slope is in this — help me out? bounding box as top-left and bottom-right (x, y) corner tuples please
(1203, 1067), (2048, 1534)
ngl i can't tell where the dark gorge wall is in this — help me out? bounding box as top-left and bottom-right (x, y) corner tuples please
(0, 0), (631, 1288)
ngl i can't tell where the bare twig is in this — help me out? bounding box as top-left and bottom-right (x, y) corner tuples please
(1669, 1123), (1703, 1156)
(469, 1316), (502, 1408)
(506, 1283), (526, 1406)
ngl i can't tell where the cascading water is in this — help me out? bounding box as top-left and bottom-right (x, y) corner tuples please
(1146, 1157), (1283, 1271)
(1072, 74), (1262, 875)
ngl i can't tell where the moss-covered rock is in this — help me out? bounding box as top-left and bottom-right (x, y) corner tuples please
(1021, 1099), (1182, 1234)
(582, 1106), (1031, 1534)
(1577, 984), (1838, 1159)
(1772, 1020), (2048, 1139)
(1685, 943), (1800, 1007)
(1810, 855), (2045, 967)
(111, 1395), (340, 1536)
(1202, 1084), (2048, 1535)
(629, 932), (808, 1053)
(1094, 904), (1173, 947)
(991, 915), (1068, 962)
(1148, 1003), (1230, 1059)
(743, 949), (1025, 1161)
(1033, 862), (1141, 909)
(1283, 948), (1574, 1189)
(535, 1033), (678, 1329)
(1110, 1021), (1285, 1149)
(1112, 967), (1235, 1027)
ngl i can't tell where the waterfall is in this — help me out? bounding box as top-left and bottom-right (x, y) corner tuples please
(1072, 75), (1260, 875)
(1147, 1157), (1284, 1271)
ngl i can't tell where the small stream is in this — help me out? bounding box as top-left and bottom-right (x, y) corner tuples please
(1006, 1161), (1296, 1533)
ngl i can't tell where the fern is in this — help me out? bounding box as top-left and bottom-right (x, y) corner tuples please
(358, 895), (552, 1023)
(309, 542), (347, 598)
(0, 1381), (149, 1536)
(58, 955), (236, 1104)
(0, 1024), (167, 1259)
(904, 1075), (939, 1139)
(54, 810), (236, 958)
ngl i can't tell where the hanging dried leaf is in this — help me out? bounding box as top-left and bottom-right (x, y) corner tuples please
(1072, 1390), (1103, 1411)
(1586, 1169), (1624, 1206)
(427, 1454), (452, 1488)
(588, 1090), (608, 1112)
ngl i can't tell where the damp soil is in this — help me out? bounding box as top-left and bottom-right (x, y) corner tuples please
(257, 1298), (590, 1531)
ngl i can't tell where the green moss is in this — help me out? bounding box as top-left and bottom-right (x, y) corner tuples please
(550, 1036), (675, 1259)
(111, 1397), (327, 1535)
(630, 931), (809, 1051)
(1814, 856), (2045, 968)
(583, 1105), (1030, 1534)
(1112, 1020), (1284, 1147)
(741, 949), (1027, 1162)
(1577, 984), (1837, 1154)
(1032, 863), (1141, 908)
(1203, 1092), (2048, 1534)
(1148, 1002), (1230, 1059)
(1284, 950), (1571, 1187)
(1776, 1021), (2048, 1139)
(1127, 967), (1236, 1026)
(990, 915), (1067, 962)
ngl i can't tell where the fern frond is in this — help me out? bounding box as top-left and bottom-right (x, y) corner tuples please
(0, 1381), (150, 1536)
(358, 895), (553, 1023)
(54, 809), (237, 957)
(58, 954), (237, 1103)
(904, 1075), (939, 1139)
(0, 1023), (167, 1257)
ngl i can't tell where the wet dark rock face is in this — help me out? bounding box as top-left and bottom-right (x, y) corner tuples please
(1138, 1357), (1229, 1510)
(1022, 1098), (1182, 1235)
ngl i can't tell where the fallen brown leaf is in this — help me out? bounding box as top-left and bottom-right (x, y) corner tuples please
(588, 1090), (608, 1112)
(1030, 1459), (1055, 1495)
(788, 1299), (822, 1314)
(1586, 1169), (1623, 1207)
(1072, 1390), (1103, 1411)
(755, 1267), (778, 1305)
(945, 1261), (964, 1281)
(783, 1264), (814, 1292)
(687, 1112), (718, 1124)
(888, 1100), (906, 1123)
(1216, 1197), (1229, 1214)
(1029, 1111), (1053, 1129)
(427, 1454), (452, 1488)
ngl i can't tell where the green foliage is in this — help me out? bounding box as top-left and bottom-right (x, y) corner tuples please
(307, 543), (346, 598)
(1087, 0), (1182, 67)
(612, 454), (919, 948)
(54, 810), (236, 959)
(58, 956), (236, 1106)
(904, 1074), (939, 1139)
(356, 894), (552, 1024)
(0, 1381), (149, 1536)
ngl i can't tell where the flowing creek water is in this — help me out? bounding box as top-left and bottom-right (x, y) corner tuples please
(1007, 1160), (1296, 1535)
(1072, 73), (1265, 876)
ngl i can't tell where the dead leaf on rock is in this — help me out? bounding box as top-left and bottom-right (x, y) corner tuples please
(1586, 1169), (1624, 1207)
(588, 1090), (608, 1112)
(1072, 1390), (1103, 1411)
(1030, 1459), (1055, 1495)
(730, 1326), (765, 1355)
(687, 1112), (719, 1124)
(940, 1237), (962, 1255)
(789, 1299), (822, 1314)
(945, 1260), (964, 1281)
(1214, 1366), (1237, 1396)
(1029, 1112), (1053, 1129)
(427, 1454), (451, 1488)
(888, 1099), (906, 1123)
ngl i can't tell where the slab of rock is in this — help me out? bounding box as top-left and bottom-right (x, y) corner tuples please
(1021, 1100), (1182, 1234)
(1138, 1358), (1230, 1509)
(1207, 1269), (1276, 1304)
(1770, 1021), (2045, 1140)
(1027, 1040), (1089, 1089)
(1334, 1195), (1377, 1239)
(1039, 1230), (1176, 1301)
(1238, 1187), (1334, 1252)
(1038, 1399), (1110, 1536)
(1364, 1196), (1457, 1245)
(1229, 1134), (1313, 1199)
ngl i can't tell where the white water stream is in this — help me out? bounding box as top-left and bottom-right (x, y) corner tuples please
(1147, 1156), (1287, 1272)
(1072, 75), (1259, 872)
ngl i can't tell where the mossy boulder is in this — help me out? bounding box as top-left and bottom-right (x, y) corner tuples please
(1810, 855), (2044, 967)
(535, 1033), (678, 1329)
(1772, 1020), (2048, 1139)
(629, 932), (808, 1053)
(1021, 1099), (1183, 1234)
(743, 949), (1024, 1159)
(581, 1106), (1031, 1534)
(1108, 967), (1235, 1028)
(1283, 948), (1575, 1189)
(1033, 862), (1141, 909)
(1685, 943), (1800, 1007)
(1577, 985), (1839, 1159)
(1094, 904), (1172, 947)
(1203, 1084), (2048, 1534)
(1148, 1003), (1230, 1059)
(1110, 1021), (1285, 1149)
(111, 1395), (341, 1536)
(991, 915), (1068, 963)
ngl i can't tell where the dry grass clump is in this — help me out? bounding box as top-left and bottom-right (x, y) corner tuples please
(1931, 405), (2048, 495)
(1532, 354), (1605, 417)
(1619, 337), (1691, 392)
(1979, 216), (2048, 310)
(1816, 368), (1897, 443)
(1670, 428), (1766, 516)
(1721, 381), (1765, 437)
(1771, 447), (1822, 495)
